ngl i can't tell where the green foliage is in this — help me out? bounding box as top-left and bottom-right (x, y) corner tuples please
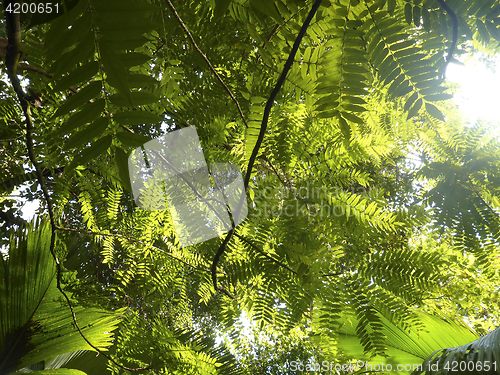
(313, 310), (478, 374)
(2, 0), (500, 373)
(0, 219), (121, 374)
(414, 325), (500, 375)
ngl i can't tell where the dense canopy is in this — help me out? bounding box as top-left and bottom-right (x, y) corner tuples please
(2, 0), (500, 374)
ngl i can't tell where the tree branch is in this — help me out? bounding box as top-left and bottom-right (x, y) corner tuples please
(18, 62), (53, 77)
(210, 0), (323, 298)
(243, 0), (323, 189)
(165, 0), (248, 128)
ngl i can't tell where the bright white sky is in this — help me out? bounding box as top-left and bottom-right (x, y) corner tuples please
(446, 55), (500, 124)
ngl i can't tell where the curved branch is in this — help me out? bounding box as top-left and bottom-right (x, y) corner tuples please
(210, 0), (324, 298)
(243, 0), (323, 189)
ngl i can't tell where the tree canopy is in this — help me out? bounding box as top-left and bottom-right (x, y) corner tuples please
(2, 0), (500, 374)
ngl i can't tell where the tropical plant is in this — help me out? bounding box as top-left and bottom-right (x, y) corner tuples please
(0, 219), (121, 374)
(2, 0), (500, 373)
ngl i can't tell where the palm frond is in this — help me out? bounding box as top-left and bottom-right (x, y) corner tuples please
(0, 219), (122, 374)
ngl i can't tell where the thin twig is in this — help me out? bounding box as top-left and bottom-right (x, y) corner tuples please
(211, 229), (238, 298)
(262, 155), (287, 186)
(165, 0), (248, 128)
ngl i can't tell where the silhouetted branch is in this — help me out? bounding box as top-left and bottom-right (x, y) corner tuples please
(210, 0), (324, 299)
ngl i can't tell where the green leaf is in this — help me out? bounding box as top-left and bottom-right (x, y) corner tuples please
(407, 98), (422, 119)
(100, 42), (132, 106)
(485, 20), (500, 41)
(388, 39), (413, 53)
(342, 103), (367, 113)
(0, 220), (122, 374)
(119, 52), (152, 69)
(99, 36), (150, 51)
(50, 32), (95, 76)
(94, 1), (161, 40)
(249, 0), (282, 23)
(388, 74), (406, 96)
(115, 147), (133, 192)
(404, 3), (413, 25)
(109, 92), (160, 107)
(372, 45), (389, 67)
(387, 0), (396, 14)
(342, 111), (364, 124)
(338, 115), (351, 139)
(425, 103), (445, 121)
(419, 86), (448, 96)
(54, 61), (99, 92)
(343, 96), (367, 105)
(404, 92), (418, 112)
(113, 111), (163, 126)
(457, 15), (473, 39)
(413, 6), (421, 27)
(214, 0), (231, 20)
(422, 7), (431, 31)
(128, 74), (160, 88)
(43, 0), (87, 61)
(394, 81), (412, 97)
(67, 135), (113, 173)
(415, 326), (500, 375)
(57, 99), (106, 136)
(116, 131), (152, 147)
(331, 312), (478, 372)
(424, 93), (453, 102)
(476, 19), (490, 44)
(53, 81), (102, 117)
(297, 263), (309, 277)
(384, 67), (401, 86)
(63, 117), (109, 150)
(46, 12), (92, 61)
(343, 64), (370, 75)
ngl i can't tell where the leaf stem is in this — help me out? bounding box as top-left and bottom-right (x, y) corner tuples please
(165, 0), (248, 128)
